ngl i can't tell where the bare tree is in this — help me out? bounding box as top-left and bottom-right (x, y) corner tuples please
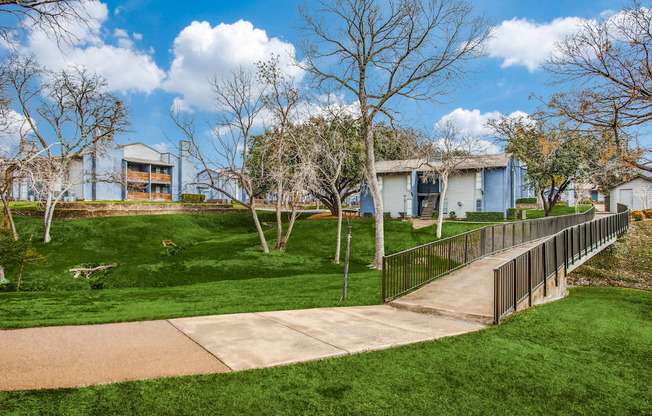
(416, 122), (488, 237)
(545, 1), (652, 173)
(7, 57), (129, 242)
(169, 66), (271, 253)
(0, 0), (96, 47)
(255, 55), (302, 251)
(634, 182), (652, 210)
(298, 0), (491, 268)
(300, 115), (359, 263)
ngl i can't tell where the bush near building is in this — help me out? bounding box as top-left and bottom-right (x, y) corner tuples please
(466, 212), (504, 221)
(180, 194), (206, 204)
(632, 210), (645, 221)
(515, 197), (537, 204)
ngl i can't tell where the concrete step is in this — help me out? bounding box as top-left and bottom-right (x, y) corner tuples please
(389, 301), (494, 326)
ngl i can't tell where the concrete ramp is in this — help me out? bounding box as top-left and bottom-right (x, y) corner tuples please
(390, 242), (542, 324)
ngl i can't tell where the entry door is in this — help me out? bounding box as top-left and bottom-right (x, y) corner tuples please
(620, 189), (633, 209)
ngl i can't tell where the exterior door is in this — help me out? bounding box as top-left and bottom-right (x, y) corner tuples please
(620, 189), (633, 209)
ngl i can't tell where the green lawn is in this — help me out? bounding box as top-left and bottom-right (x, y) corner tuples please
(1, 287), (649, 415)
(0, 214), (488, 328)
(524, 204), (592, 219)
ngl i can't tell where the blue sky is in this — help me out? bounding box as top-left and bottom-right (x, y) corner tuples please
(4, 0), (627, 152)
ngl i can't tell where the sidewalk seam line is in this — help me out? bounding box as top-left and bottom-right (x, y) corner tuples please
(166, 320), (234, 372)
(329, 307), (448, 336)
(254, 313), (351, 355)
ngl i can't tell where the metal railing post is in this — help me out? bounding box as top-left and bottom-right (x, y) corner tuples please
(464, 234), (469, 264)
(527, 251), (532, 306)
(382, 257), (386, 302)
(494, 269), (500, 324)
(542, 241), (548, 297)
(512, 258), (518, 312)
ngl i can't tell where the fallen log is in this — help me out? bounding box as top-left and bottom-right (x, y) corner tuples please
(69, 264), (119, 279)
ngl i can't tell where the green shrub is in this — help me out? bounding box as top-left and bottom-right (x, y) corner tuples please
(383, 212), (391, 218)
(466, 211), (504, 221)
(632, 210), (645, 221)
(448, 211), (457, 220)
(507, 208), (519, 220)
(515, 197), (537, 204)
(362, 212), (374, 218)
(180, 194), (206, 204)
(398, 212), (406, 219)
(430, 210), (439, 218)
(645, 210), (652, 219)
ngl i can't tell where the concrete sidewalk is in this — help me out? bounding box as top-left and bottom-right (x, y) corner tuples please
(0, 242), (548, 392)
(0, 306), (485, 391)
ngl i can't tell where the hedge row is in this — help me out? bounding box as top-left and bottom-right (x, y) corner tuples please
(466, 211), (505, 221)
(507, 208), (519, 220)
(515, 197), (537, 204)
(180, 193), (206, 203)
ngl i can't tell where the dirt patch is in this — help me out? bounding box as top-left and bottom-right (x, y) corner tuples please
(307, 212), (360, 220)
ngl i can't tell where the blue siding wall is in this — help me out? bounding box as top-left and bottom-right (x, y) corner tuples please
(359, 182), (375, 216)
(483, 168), (507, 214)
(94, 148), (123, 200)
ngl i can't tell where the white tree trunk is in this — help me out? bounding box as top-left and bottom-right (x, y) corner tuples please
(274, 180), (283, 250)
(278, 202), (299, 251)
(436, 175), (449, 239)
(333, 185), (343, 264)
(249, 204), (270, 253)
(43, 195), (54, 243)
(363, 122), (384, 269)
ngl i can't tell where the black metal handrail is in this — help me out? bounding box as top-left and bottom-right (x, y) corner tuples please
(382, 206), (596, 302)
(493, 204), (630, 323)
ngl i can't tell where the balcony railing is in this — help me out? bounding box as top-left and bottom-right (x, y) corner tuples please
(152, 193), (172, 201)
(127, 171), (149, 181)
(151, 172), (171, 182)
(126, 191), (150, 201)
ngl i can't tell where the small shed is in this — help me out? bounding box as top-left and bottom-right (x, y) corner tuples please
(608, 175), (652, 212)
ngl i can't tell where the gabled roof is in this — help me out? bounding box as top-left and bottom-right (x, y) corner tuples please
(375, 154), (512, 174)
(610, 174), (652, 189)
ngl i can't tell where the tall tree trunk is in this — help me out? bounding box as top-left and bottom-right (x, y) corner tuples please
(0, 191), (18, 240)
(363, 122), (384, 269)
(333, 184), (343, 264)
(277, 202), (299, 252)
(249, 203), (270, 253)
(0, 263), (5, 284)
(274, 180), (283, 250)
(43, 195), (54, 243)
(436, 175), (449, 239)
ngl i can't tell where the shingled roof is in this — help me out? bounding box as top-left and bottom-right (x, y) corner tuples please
(375, 153), (512, 174)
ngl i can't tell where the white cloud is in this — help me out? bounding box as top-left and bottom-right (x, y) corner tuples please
(437, 108), (529, 136)
(152, 142), (170, 153)
(132, 32), (143, 41)
(486, 17), (585, 72)
(435, 108), (531, 154)
(0, 110), (31, 154)
(20, 2), (165, 94)
(164, 19), (303, 111)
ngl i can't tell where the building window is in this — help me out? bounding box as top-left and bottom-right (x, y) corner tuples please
(406, 175), (411, 191)
(475, 171), (482, 190)
(443, 198), (448, 214)
(476, 198), (482, 212)
(378, 176), (383, 192)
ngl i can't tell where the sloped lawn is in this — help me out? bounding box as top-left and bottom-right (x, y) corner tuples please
(0, 213), (487, 328)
